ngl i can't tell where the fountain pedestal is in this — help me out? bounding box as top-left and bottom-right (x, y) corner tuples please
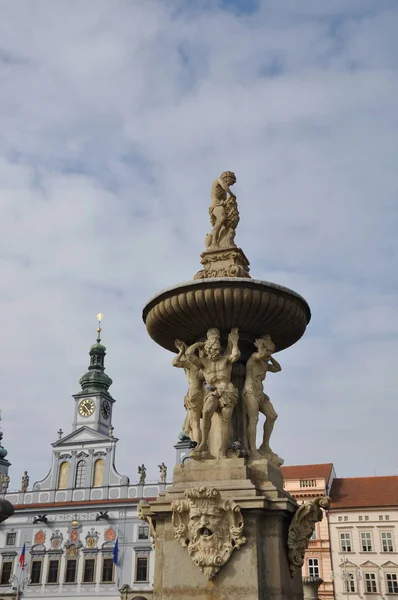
(141, 459), (303, 600)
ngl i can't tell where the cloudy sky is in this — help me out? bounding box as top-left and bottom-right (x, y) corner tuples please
(0, 0), (397, 490)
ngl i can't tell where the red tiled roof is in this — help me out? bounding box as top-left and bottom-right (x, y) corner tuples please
(330, 476), (398, 509)
(281, 463), (334, 481)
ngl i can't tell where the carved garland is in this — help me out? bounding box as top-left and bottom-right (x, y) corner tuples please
(287, 496), (330, 577)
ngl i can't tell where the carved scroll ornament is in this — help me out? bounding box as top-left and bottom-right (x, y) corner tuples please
(171, 486), (246, 579)
(287, 496), (330, 577)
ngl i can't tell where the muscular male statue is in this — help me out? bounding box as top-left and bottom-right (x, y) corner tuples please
(243, 335), (283, 466)
(187, 328), (240, 459)
(205, 171), (239, 249)
(172, 340), (204, 445)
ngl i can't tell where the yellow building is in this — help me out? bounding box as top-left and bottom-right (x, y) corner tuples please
(282, 463), (336, 600)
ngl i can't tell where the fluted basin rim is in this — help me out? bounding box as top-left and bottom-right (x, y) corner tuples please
(143, 277), (311, 323)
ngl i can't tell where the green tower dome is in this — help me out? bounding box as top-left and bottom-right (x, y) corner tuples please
(78, 317), (113, 394)
(0, 430), (8, 459)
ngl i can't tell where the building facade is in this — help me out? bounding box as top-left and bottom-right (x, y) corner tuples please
(282, 463), (336, 600)
(0, 329), (163, 600)
(329, 476), (398, 599)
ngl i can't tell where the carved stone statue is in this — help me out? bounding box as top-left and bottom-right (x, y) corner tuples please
(138, 464), (146, 485)
(171, 486), (246, 579)
(158, 462), (167, 483)
(205, 171), (239, 249)
(287, 497), (330, 577)
(1, 473), (10, 495)
(187, 328), (240, 459)
(172, 340), (204, 445)
(243, 334), (283, 466)
(20, 471), (29, 493)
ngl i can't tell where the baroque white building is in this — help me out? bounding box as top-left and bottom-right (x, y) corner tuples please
(0, 328), (165, 600)
(329, 476), (398, 599)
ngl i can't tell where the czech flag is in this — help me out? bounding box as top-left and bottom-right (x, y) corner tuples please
(19, 543), (26, 569)
(112, 537), (119, 566)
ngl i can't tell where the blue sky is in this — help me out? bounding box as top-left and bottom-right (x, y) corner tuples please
(0, 0), (397, 489)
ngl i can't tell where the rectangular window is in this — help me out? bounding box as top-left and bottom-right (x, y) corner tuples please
(344, 572), (356, 593)
(5, 533), (16, 546)
(47, 560), (59, 584)
(379, 515), (384, 521)
(338, 516), (343, 522)
(310, 529), (317, 540)
(386, 515), (390, 521)
(308, 558), (319, 578)
(386, 574), (398, 594)
(364, 573), (377, 593)
(30, 560), (42, 584)
(340, 532), (352, 552)
(361, 531), (373, 552)
(381, 531), (394, 552)
(101, 558), (114, 583)
(64, 559), (77, 583)
(359, 516), (363, 521)
(83, 558), (96, 583)
(364, 516), (369, 521)
(0, 561), (13, 585)
(300, 479), (316, 488)
(136, 556), (148, 582)
(138, 525), (149, 540)
(344, 516), (348, 521)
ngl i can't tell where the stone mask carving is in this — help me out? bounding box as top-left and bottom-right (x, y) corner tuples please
(171, 486), (246, 579)
(287, 496), (330, 577)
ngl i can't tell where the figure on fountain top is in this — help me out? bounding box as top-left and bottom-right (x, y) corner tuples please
(195, 171), (250, 279)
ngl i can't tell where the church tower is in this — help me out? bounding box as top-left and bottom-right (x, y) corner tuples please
(71, 313), (114, 436)
(32, 315), (129, 499)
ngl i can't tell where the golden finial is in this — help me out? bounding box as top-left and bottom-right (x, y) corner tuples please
(96, 313), (103, 342)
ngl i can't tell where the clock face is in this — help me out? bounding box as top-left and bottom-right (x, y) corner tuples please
(101, 400), (111, 420)
(79, 398), (95, 417)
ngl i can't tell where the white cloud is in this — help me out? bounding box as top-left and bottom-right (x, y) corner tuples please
(0, 0), (397, 489)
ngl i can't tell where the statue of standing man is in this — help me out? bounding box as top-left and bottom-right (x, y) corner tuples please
(187, 328), (240, 459)
(205, 171), (239, 249)
(20, 471), (29, 493)
(138, 464), (146, 485)
(243, 335), (283, 466)
(158, 462), (167, 483)
(172, 340), (204, 445)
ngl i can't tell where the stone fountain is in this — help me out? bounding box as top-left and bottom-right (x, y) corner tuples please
(141, 171), (324, 600)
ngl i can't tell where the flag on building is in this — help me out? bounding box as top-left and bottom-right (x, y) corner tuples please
(112, 537), (119, 566)
(19, 543), (26, 569)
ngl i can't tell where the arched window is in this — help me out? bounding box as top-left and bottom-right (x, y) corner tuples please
(75, 461), (86, 488)
(58, 461), (69, 489)
(93, 459), (104, 487)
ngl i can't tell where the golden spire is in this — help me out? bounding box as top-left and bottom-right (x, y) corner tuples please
(96, 312), (103, 343)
